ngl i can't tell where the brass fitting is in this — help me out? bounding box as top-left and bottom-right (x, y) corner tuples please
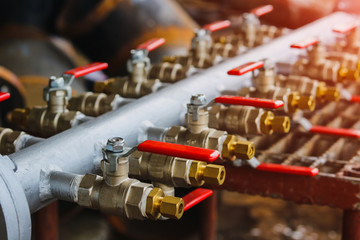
(209, 105), (290, 136)
(9, 108), (30, 130)
(287, 92), (315, 113)
(189, 161), (225, 186)
(260, 111), (290, 134)
(129, 151), (225, 187)
(146, 188), (184, 220)
(93, 77), (162, 98)
(68, 92), (121, 117)
(149, 62), (187, 83)
(338, 67), (360, 82)
(221, 135), (255, 162)
(315, 82), (340, 101)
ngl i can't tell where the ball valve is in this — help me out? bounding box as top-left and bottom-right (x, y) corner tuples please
(10, 62), (107, 137)
(133, 140), (225, 189)
(290, 37), (360, 83)
(209, 95), (290, 136)
(163, 20), (233, 69)
(94, 38), (164, 98)
(332, 21), (360, 55)
(228, 60), (316, 113)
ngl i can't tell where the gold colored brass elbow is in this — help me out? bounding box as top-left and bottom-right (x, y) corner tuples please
(146, 188), (184, 220)
(222, 135), (255, 161)
(189, 161), (226, 186)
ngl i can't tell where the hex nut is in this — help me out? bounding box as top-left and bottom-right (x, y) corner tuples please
(189, 161), (206, 186)
(78, 174), (99, 207)
(106, 137), (125, 153)
(259, 111), (274, 135)
(298, 95), (315, 111)
(222, 135), (237, 162)
(146, 188), (164, 220)
(160, 196), (184, 220)
(272, 116), (291, 133)
(125, 182), (150, 220)
(190, 94), (207, 105)
(207, 129), (227, 150)
(234, 140), (255, 160)
(203, 164), (226, 186)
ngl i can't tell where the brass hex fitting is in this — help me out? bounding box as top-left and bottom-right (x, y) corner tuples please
(260, 111), (290, 134)
(222, 135), (255, 161)
(189, 161), (225, 186)
(298, 95), (315, 111)
(146, 188), (184, 220)
(316, 83), (340, 101)
(189, 161), (207, 186)
(203, 164), (226, 185)
(338, 67), (360, 82)
(160, 196), (184, 220)
(93, 79), (113, 94)
(9, 108), (30, 129)
(162, 56), (177, 63)
(272, 116), (291, 133)
(287, 92), (315, 113)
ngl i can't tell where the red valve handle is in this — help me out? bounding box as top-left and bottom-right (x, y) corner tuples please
(309, 125), (360, 138)
(256, 163), (319, 176)
(351, 95), (360, 103)
(250, 4), (274, 17)
(0, 92), (10, 102)
(137, 140), (220, 163)
(290, 37), (319, 49)
(183, 188), (213, 211)
(215, 95), (284, 109)
(333, 22), (357, 34)
(227, 61), (264, 75)
(136, 38), (165, 52)
(64, 62), (108, 78)
(202, 20), (231, 32)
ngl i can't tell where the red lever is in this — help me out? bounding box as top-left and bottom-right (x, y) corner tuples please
(333, 22), (357, 34)
(0, 92), (10, 102)
(351, 95), (360, 103)
(202, 20), (231, 32)
(309, 125), (360, 138)
(256, 163), (319, 176)
(290, 37), (319, 49)
(137, 140), (220, 163)
(64, 62), (108, 78)
(227, 61), (264, 75)
(136, 38), (165, 52)
(183, 188), (213, 211)
(250, 4), (274, 17)
(215, 95), (284, 109)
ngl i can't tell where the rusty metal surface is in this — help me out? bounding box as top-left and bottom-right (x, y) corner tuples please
(220, 84), (360, 211)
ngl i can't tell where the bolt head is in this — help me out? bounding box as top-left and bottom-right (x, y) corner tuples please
(106, 137), (125, 153)
(190, 94), (207, 106)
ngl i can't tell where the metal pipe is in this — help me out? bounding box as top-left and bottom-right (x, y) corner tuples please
(8, 12), (354, 214)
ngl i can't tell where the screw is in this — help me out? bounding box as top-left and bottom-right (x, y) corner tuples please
(106, 137), (125, 153)
(190, 94), (207, 106)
